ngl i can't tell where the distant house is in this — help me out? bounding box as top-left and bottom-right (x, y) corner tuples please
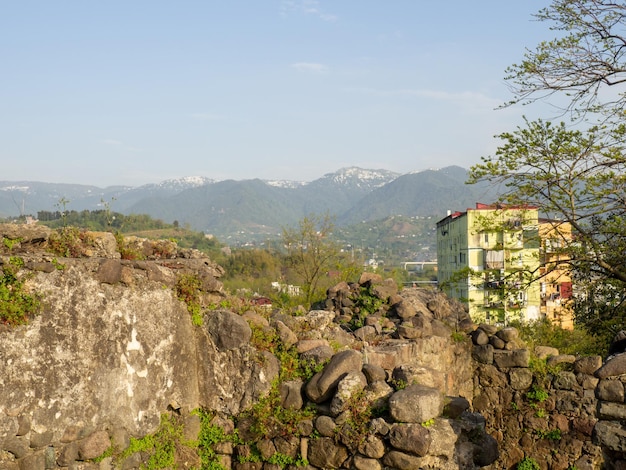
(271, 282), (302, 297)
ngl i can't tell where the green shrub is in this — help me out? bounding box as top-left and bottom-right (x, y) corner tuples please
(510, 318), (605, 356)
(526, 385), (549, 403)
(118, 414), (189, 470)
(175, 273), (204, 326)
(114, 232), (145, 260)
(47, 226), (95, 258)
(517, 457), (541, 470)
(0, 263), (40, 326)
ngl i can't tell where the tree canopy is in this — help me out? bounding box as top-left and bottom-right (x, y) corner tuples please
(469, 0), (626, 343)
(504, 0), (626, 119)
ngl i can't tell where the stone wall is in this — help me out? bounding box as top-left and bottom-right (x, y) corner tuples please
(0, 224), (623, 469)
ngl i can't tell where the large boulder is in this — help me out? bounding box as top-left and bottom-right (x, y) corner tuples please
(388, 384), (444, 423)
(304, 350), (363, 403)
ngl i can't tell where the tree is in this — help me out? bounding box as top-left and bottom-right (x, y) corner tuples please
(504, 0), (626, 119)
(469, 0), (626, 342)
(282, 213), (355, 308)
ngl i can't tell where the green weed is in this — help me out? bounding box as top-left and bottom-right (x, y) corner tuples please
(0, 263), (40, 326)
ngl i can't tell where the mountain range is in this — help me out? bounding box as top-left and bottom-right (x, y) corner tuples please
(0, 166), (498, 244)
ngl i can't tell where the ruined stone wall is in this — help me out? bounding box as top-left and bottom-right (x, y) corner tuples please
(0, 224), (624, 470)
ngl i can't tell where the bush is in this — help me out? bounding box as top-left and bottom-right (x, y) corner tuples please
(0, 261), (40, 326)
(517, 457), (541, 470)
(47, 226), (95, 258)
(510, 318), (605, 356)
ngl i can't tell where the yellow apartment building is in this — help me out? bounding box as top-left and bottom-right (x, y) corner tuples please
(436, 203), (542, 325)
(539, 219), (574, 329)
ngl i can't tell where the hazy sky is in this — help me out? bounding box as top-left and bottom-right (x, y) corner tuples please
(2, 1), (551, 187)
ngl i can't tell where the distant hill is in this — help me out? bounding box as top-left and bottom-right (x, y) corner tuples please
(339, 166), (497, 225)
(0, 166), (501, 244)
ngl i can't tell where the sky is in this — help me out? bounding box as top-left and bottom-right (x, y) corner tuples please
(1, 0), (553, 187)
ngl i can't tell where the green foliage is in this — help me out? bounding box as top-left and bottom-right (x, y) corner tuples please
(239, 378), (317, 440)
(114, 232), (145, 260)
(517, 457), (541, 470)
(472, 0), (626, 354)
(536, 428), (562, 440)
(526, 385), (549, 404)
(119, 414), (187, 470)
(195, 409), (238, 470)
(2, 237), (21, 251)
(282, 213), (356, 308)
(528, 357), (564, 380)
(175, 273), (204, 326)
(47, 226), (95, 258)
(335, 390), (372, 451)
(421, 418), (435, 427)
(451, 331), (467, 343)
(346, 284), (385, 330)
(51, 258), (66, 271)
(0, 262), (40, 326)
(510, 318), (605, 356)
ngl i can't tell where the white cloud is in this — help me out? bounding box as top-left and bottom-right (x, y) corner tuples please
(291, 62), (329, 74)
(280, 0), (337, 22)
(101, 139), (122, 146)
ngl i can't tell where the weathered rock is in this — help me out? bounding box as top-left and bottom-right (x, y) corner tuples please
(547, 354), (577, 367)
(358, 434), (386, 459)
(493, 349), (529, 369)
(314, 416), (337, 437)
(553, 371), (579, 390)
(300, 344), (335, 368)
(396, 323), (422, 340)
(489, 335), (506, 350)
(29, 430), (53, 449)
(443, 396), (470, 419)
(470, 328), (489, 346)
(574, 356), (603, 375)
(280, 380), (304, 410)
(535, 345), (559, 359)
(352, 454), (382, 470)
(472, 431), (499, 466)
(596, 379), (625, 402)
(361, 363), (386, 384)
(593, 420), (626, 452)
(388, 384), (443, 423)
(382, 450), (424, 470)
(388, 423), (431, 456)
(96, 259), (123, 284)
(391, 364), (445, 391)
(598, 402), (626, 420)
(496, 327), (519, 342)
(358, 272), (383, 286)
(274, 320), (298, 348)
(205, 310), (252, 351)
(78, 430), (111, 460)
(472, 344), (494, 365)
(308, 437), (348, 469)
(3, 436), (29, 459)
(394, 300), (417, 320)
(353, 325), (378, 342)
(330, 371), (367, 416)
(478, 323), (498, 335)
(596, 353), (626, 379)
(509, 367), (533, 390)
(421, 419), (457, 460)
(304, 350), (363, 403)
